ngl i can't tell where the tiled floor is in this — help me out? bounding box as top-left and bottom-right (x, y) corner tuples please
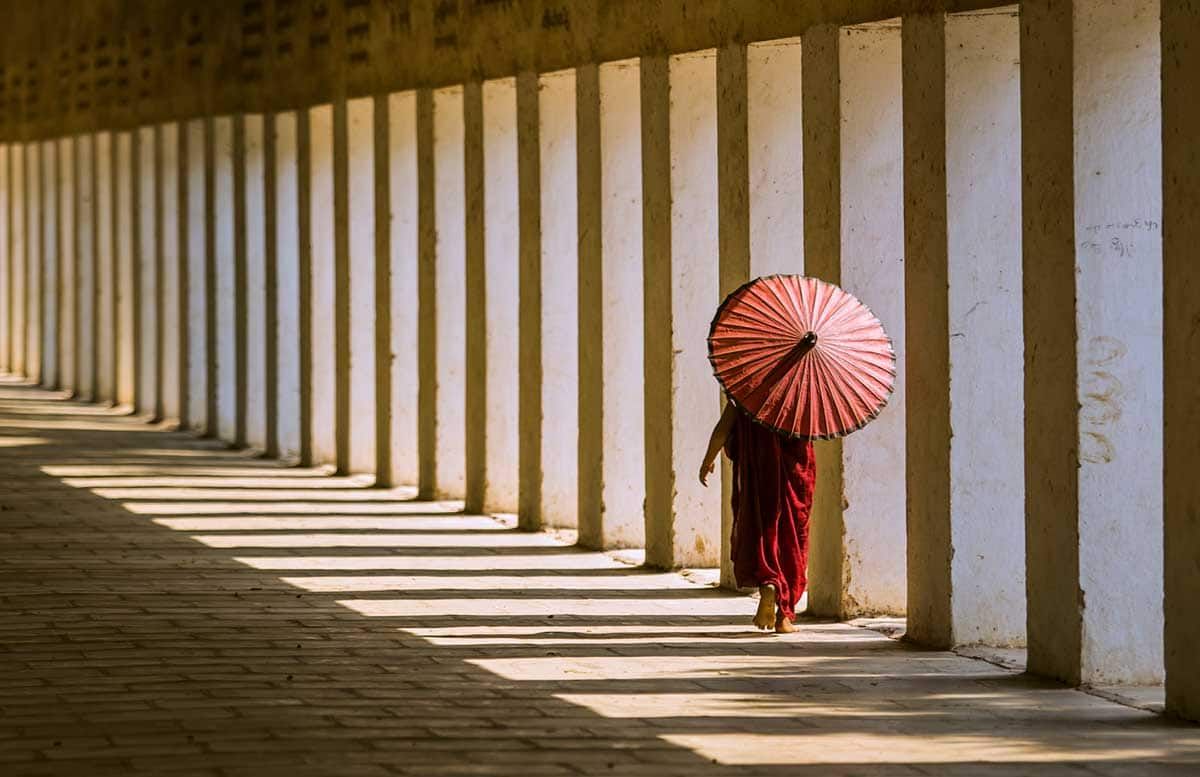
(0, 382), (1197, 776)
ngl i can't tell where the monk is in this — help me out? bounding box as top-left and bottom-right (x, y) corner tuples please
(699, 402), (817, 633)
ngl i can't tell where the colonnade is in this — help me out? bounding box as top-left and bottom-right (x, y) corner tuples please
(0, 1), (1196, 720)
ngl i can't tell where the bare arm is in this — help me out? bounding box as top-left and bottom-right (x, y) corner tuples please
(699, 402), (739, 487)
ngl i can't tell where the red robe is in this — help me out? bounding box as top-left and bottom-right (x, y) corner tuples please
(724, 411), (817, 621)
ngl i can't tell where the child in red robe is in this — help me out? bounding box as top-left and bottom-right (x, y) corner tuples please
(700, 402), (817, 633)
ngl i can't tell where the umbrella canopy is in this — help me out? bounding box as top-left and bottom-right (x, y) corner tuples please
(708, 275), (896, 440)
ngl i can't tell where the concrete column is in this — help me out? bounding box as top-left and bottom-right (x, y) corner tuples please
(94, 133), (114, 403)
(184, 119), (209, 433)
(517, 72), (543, 529)
(0, 144), (8, 374)
(480, 77), (520, 514)
(309, 103), (337, 466)
(902, 12), (952, 648)
(333, 100), (352, 475)
(346, 96), (377, 475)
(576, 59), (645, 551)
(1073, 0), (1163, 684)
(243, 114), (268, 451)
(464, 82), (486, 510)
(416, 91), (437, 497)
(433, 86), (467, 499)
(9, 145), (25, 378)
(273, 111), (303, 463)
(482, 75), (522, 515)
(136, 126), (158, 418)
(799, 25), (847, 618)
(642, 50), (722, 569)
(1163, 0), (1200, 723)
(386, 91), (420, 487)
(75, 135), (96, 401)
(537, 69), (578, 529)
(39, 141), (57, 389)
(115, 132), (135, 408)
(26, 142), (41, 386)
(212, 116), (237, 441)
(839, 23), (907, 614)
(57, 138), (76, 395)
(373, 94), (393, 486)
(159, 123), (183, 422)
(944, 8), (1025, 647)
(297, 112), (314, 465)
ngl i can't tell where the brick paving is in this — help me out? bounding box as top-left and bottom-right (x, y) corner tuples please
(0, 381), (1197, 776)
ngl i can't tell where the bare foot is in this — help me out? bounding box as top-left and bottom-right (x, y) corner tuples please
(775, 613), (796, 634)
(753, 585), (777, 631)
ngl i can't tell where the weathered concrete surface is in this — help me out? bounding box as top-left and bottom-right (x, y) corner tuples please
(115, 133), (135, 407)
(0, 381), (1197, 775)
(272, 111), (303, 464)
(346, 97), (377, 476)
(183, 120), (208, 433)
(0, 145), (8, 373)
(26, 142), (43, 387)
(74, 135), (97, 401)
(212, 117), (237, 441)
(159, 123), (183, 422)
(135, 126), (157, 417)
(243, 114), (268, 451)
(308, 104), (337, 468)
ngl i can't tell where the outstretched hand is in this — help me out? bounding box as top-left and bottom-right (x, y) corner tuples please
(699, 459), (715, 487)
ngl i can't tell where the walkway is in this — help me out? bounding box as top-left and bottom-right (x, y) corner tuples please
(0, 382), (1197, 776)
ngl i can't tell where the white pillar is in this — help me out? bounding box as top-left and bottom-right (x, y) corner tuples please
(95, 133), (115, 403)
(944, 9), (1025, 647)
(9, 145), (25, 378)
(115, 132), (135, 408)
(347, 96), (377, 475)
(1073, 0), (1163, 684)
(537, 69), (579, 529)
(309, 104), (338, 466)
(747, 38), (804, 277)
(26, 142), (42, 386)
(433, 86), (467, 499)
(75, 136), (96, 401)
(213, 117), (237, 441)
(40, 140), (57, 389)
(57, 138), (76, 395)
(839, 23), (906, 613)
(0, 144), (8, 374)
(184, 120), (209, 433)
(274, 111), (303, 462)
(388, 91), (420, 486)
(136, 126), (158, 417)
(577, 59), (646, 550)
(643, 51), (722, 568)
(160, 123), (182, 422)
(481, 77), (520, 513)
(243, 114), (268, 451)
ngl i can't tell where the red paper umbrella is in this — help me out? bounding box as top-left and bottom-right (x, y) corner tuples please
(708, 275), (896, 440)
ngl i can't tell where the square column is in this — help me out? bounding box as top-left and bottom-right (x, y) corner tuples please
(243, 115), (268, 452)
(272, 111), (303, 463)
(372, 94), (392, 486)
(10, 145), (26, 379)
(159, 123), (183, 423)
(576, 59), (646, 550)
(479, 77), (520, 514)
(346, 96), (377, 475)
(309, 103), (338, 466)
(536, 69), (579, 529)
(183, 120), (210, 434)
(40, 140), (57, 389)
(213, 117), (237, 441)
(386, 91), (421, 487)
(115, 131), (134, 408)
(642, 50), (722, 569)
(1163, 0), (1200, 723)
(95, 133), (114, 403)
(76, 135), (96, 401)
(26, 142), (41, 386)
(839, 23), (907, 615)
(416, 90), (437, 497)
(0, 144), (8, 374)
(944, 8), (1025, 647)
(433, 86), (467, 500)
(58, 138), (76, 396)
(517, 72), (543, 529)
(136, 126), (158, 418)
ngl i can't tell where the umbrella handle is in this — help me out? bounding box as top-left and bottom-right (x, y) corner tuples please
(797, 331), (818, 357)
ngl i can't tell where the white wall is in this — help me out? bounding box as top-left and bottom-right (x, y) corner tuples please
(57, 138), (76, 394)
(1073, 0), (1164, 684)
(748, 38), (804, 277)
(184, 120), (208, 432)
(136, 126), (157, 415)
(347, 97), (377, 475)
(40, 141), (57, 388)
(839, 23), (906, 613)
(433, 86), (467, 498)
(946, 9), (1026, 646)
(388, 91), (420, 486)
(76, 136), (96, 401)
(309, 104), (338, 465)
(274, 111), (302, 462)
(667, 49), (722, 566)
(213, 117), (237, 440)
(244, 114), (268, 450)
(538, 69), (579, 528)
(159, 124), (182, 421)
(95, 133), (114, 402)
(597, 59), (646, 547)
(114, 132), (134, 405)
